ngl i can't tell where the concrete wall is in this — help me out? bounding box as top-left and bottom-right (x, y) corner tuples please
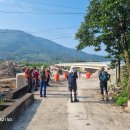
(16, 73), (27, 88)
(6, 85), (28, 99)
(0, 93), (34, 130)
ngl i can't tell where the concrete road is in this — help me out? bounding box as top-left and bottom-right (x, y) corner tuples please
(9, 77), (130, 130)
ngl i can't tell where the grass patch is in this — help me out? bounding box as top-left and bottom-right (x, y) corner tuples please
(116, 97), (128, 106)
(114, 66), (128, 106)
(115, 87), (128, 106)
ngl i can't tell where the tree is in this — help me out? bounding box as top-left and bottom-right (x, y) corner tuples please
(75, 0), (130, 99)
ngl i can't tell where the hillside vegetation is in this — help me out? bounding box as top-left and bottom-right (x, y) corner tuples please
(0, 29), (106, 62)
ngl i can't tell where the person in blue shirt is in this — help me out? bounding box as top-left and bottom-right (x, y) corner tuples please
(98, 67), (110, 101)
(39, 65), (47, 97)
(67, 67), (79, 103)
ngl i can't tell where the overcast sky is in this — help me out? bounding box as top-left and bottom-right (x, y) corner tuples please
(0, 0), (107, 56)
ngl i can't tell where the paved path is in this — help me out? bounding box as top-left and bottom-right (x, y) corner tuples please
(9, 80), (68, 130)
(9, 77), (130, 130)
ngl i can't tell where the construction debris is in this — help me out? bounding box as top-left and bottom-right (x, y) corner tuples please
(0, 61), (22, 94)
(0, 61), (20, 79)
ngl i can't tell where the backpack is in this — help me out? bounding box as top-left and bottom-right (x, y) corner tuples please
(99, 71), (110, 82)
(25, 69), (30, 79)
(40, 71), (46, 80)
(68, 72), (76, 86)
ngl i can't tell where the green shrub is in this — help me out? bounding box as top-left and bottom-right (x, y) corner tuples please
(116, 96), (128, 106)
(115, 85), (128, 106)
(115, 65), (128, 106)
(112, 93), (118, 101)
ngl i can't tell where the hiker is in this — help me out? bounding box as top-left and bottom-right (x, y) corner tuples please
(67, 67), (79, 103)
(25, 68), (33, 93)
(46, 67), (52, 86)
(33, 66), (39, 91)
(98, 67), (110, 101)
(39, 65), (47, 97)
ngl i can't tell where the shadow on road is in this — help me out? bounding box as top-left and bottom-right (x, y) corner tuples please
(77, 100), (114, 105)
(34, 93), (69, 98)
(78, 96), (93, 99)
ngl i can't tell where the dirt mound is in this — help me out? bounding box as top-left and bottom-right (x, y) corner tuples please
(0, 79), (16, 94)
(0, 61), (18, 79)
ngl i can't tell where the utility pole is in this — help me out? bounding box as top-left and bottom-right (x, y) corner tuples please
(115, 58), (121, 87)
(115, 61), (118, 87)
(117, 58), (121, 82)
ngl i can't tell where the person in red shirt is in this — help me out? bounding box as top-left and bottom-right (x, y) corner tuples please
(25, 68), (33, 93)
(33, 67), (39, 91)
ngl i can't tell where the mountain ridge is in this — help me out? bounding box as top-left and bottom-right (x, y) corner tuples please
(0, 29), (106, 62)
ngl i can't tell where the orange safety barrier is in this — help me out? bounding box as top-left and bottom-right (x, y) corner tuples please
(54, 74), (59, 81)
(63, 72), (68, 79)
(86, 74), (90, 79)
(84, 72), (87, 74)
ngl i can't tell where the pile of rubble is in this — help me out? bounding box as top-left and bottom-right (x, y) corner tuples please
(0, 61), (19, 79)
(0, 80), (16, 92)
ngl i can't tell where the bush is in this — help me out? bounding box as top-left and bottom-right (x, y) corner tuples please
(115, 87), (128, 106)
(115, 65), (128, 106)
(116, 97), (128, 106)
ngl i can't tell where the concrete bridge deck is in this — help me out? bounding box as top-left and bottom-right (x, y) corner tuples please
(55, 62), (110, 70)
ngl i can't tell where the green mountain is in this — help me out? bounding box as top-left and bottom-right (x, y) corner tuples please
(0, 29), (106, 62)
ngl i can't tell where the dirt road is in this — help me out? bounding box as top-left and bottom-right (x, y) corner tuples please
(9, 77), (130, 130)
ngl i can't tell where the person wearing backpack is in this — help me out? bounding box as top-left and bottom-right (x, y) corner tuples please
(39, 65), (47, 97)
(67, 67), (79, 103)
(98, 67), (110, 101)
(46, 67), (52, 86)
(25, 68), (33, 93)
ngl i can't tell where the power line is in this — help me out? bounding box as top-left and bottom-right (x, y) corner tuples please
(0, 2), (62, 14)
(32, 32), (74, 37)
(0, 2), (85, 14)
(17, 0), (83, 10)
(0, 30), (75, 39)
(0, 10), (84, 15)
(51, 36), (74, 40)
(41, 34), (74, 37)
(28, 26), (79, 33)
(0, 30), (75, 37)
(0, 31), (74, 39)
(0, 26), (79, 34)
